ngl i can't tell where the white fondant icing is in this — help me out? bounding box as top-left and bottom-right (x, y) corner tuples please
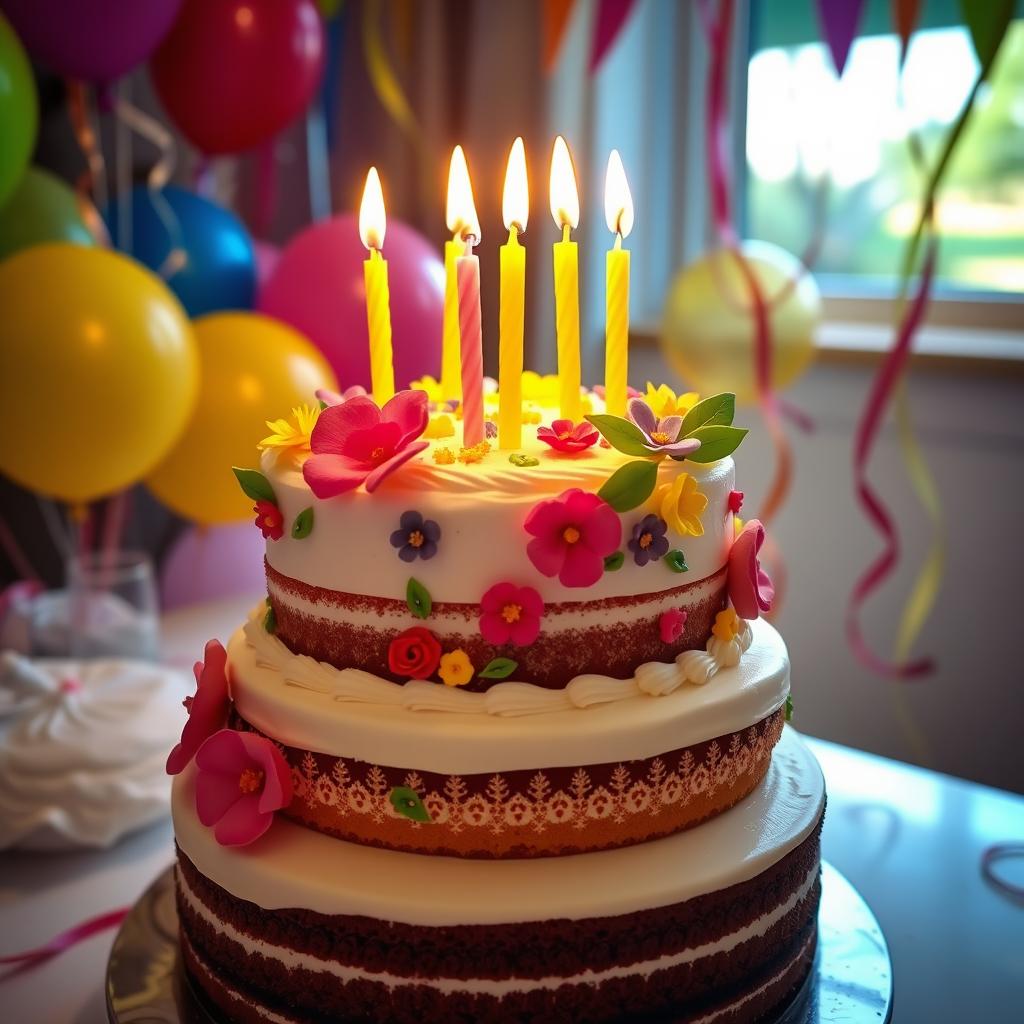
(261, 440), (736, 604)
(178, 858), (819, 996)
(0, 654), (188, 850)
(230, 616), (789, 774)
(171, 726), (823, 926)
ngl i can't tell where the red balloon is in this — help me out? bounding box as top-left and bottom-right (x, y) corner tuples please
(149, 0), (324, 155)
(259, 214), (444, 393)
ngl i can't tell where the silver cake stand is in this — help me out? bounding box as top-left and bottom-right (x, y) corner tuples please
(106, 861), (893, 1023)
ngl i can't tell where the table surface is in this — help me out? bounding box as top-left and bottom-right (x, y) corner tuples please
(1, 595), (1022, 1024)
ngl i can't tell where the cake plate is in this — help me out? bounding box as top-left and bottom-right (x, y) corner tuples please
(106, 860), (892, 1024)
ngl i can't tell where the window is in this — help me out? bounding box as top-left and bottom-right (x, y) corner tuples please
(745, 1), (1024, 299)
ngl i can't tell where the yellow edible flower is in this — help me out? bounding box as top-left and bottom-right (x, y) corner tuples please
(656, 472), (708, 537)
(457, 441), (491, 465)
(425, 414), (455, 439)
(644, 382), (699, 419)
(439, 649), (474, 687)
(734, 516), (744, 537)
(258, 404), (320, 455)
(410, 376), (444, 403)
(432, 447), (456, 465)
(712, 607), (740, 642)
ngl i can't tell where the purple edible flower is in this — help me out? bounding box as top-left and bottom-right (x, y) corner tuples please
(390, 510), (441, 562)
(627, 398), (701, 458)
(628, 514), (670, 566)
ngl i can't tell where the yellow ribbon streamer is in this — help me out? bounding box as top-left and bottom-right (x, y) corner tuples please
(362, 0), (420, 143)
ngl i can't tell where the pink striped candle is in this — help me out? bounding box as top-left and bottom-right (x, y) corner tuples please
(457, 251), (484, 446)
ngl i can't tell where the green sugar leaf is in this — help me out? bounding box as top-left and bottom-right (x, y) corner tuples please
(263, 602), (277, 634)
(785, 694), (794, 722)
(479, 657), (518, 680)
(664, 550), (689, 573)
(291, 507), (314, 539)
(508, 453), (540, 468)
(584, 414), (652, 457)
(406, 577), (432, 620)
(597, 459), (659, 513)
(389, 786), (432, 823)
(684, 425), (748, 464)
(232, 467), (277, 505)
(679, 393), (736, 437)
(604, 551), (625, 572)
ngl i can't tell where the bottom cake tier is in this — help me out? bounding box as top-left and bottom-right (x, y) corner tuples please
(171, 727), (825, 1024)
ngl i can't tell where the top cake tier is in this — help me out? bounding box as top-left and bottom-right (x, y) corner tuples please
(246, 386), (764, 692)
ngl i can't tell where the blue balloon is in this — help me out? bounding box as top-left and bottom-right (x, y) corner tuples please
(105, 185), (256, 317)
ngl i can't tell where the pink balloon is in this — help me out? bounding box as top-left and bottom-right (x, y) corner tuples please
(253, 240), (280, 294)
(259, 214), (444, 392)
(160, 523), (267, 611)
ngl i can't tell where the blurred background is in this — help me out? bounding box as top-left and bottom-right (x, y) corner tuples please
(0, 0), (1021, 792)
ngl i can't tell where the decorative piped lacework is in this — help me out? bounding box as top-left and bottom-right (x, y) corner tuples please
(237, 710), (785, 854)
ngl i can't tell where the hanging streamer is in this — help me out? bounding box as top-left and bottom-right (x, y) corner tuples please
(0, 906), (130, 976)
(814, 0), (867, 77)
(113, 95), (186, 281)
(362, 0), (420, 145)
(589, 0), (639, 75)
(891, 0), (923, 64)
(65, 81), (110, 248)
(544, 0), (577, 73)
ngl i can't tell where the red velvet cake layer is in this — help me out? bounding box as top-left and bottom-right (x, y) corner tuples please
(266, 561), (728, 690)
(233, 708), (785, 858)
(175, 816), (822, 1024)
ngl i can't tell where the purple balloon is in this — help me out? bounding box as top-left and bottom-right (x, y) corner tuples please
(160, 523), (267, 612)
(1, 0), (182, 83)
(259, 214), (444, 393)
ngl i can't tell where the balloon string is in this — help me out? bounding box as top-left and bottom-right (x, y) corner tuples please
(113, 95), (187, 280)
(0, 907), (130, 978)
(65, 81), (110, 247)
(0, 513), (41, 583)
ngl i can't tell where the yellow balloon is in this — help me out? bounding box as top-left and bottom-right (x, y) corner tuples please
(0, 243), (197, 504)
(146, 312), (338, 525)
(661, 240), (821, 405)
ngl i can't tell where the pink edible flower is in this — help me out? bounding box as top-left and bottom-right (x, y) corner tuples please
(194, 729), (292, 847)
(253, 500), (284, 540)
(524, 488), (621, 588)
(659, 608), (687, 644)
(728, 519), (775, 619)
(727, 490), (745, 514)
(537, 419), (600, 454)
(166, 640), (231, 775)
(303, 390), (429, 498)
(315, 384), (368, 407)
(479, 583), (545, 646)
(627, 397), (702, 458)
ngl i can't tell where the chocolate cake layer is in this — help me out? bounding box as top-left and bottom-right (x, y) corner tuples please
(175, 816), (822, 1024)
(266, 560), (728, 690)
(233, 708), (785, 858)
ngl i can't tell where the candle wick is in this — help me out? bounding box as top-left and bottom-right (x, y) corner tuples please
(614, 232), (623, 251)
(561, 223), (571, 244)
(509, 223), (523, 242)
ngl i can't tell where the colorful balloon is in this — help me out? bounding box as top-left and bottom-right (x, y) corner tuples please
(160, 522), (268, 610)
(0, 12), (37, 209)
(0, 244), (198, 504)
(253, 240), (281, 295)
(260, 214), (445, 392)
(661, 241), (821, 405)
(146, 312), (337, 526)
(0, 0), (181, 83)
(149, 0), (324, 155)
(0, 167), (95, 261)
(105, 185), (256, 317)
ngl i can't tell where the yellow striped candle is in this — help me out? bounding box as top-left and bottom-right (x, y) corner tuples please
(549, 136), (581, 422)
(603, 151), (634, 416)
(359, 167), (395, 404)
(441, 238), (463, 401)
(499, 138), (529, 449)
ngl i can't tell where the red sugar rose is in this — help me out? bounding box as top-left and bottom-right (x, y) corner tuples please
(388, 627), (442, 680)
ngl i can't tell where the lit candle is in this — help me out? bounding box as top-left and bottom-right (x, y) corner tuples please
(549, 136), (581, 422)
(499, 137), (528, 449)
(604, 150), (634, 417)
(442, 148), (467, 402)
(359, 167), (395, 404)
(448, 146), (484, 447)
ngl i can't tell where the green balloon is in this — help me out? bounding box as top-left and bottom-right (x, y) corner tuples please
(0, 13), (37, 209)
(0, 168), (95, 261)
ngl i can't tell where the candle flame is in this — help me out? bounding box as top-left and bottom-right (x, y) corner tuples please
(604, 150), (634, 239)
(359, 167), (386, 251)
(446, 145), (481, 243)
(549, 135), (579, 232)
(502, 137), (529, 234)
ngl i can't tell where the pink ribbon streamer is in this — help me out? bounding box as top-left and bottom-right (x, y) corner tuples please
(589, 0), (639, 75)
(814, 0), (867, 77)
(0, 907), (130, 978)
(846, 238), (938, 679)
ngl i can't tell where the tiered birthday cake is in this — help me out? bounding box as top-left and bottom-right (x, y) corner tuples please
(167, 380), (825, 1023)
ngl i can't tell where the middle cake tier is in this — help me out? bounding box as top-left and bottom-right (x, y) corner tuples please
(226, 613), (789, 858)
